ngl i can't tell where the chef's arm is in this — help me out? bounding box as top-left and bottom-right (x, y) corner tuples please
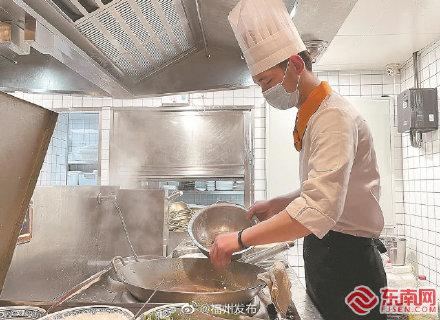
(241, 210), (310, 245)
(270, 189), (301, 207)
(247, 189), (301, 221)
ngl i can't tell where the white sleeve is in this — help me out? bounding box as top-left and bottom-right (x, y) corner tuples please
(285, 107), (358, 239)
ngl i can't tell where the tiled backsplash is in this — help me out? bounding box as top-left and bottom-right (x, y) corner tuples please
(399, 39), (440, 287)
(36, 113), (68, 186)
(68, 113), (100, 165)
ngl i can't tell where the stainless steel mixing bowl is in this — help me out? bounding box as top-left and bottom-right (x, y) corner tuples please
(187, 202), (257, 259)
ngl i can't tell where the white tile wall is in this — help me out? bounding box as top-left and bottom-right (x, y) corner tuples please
(100, 107), (111, 185)
(37, 112), (68, 186)
(399, 39), (440, 287)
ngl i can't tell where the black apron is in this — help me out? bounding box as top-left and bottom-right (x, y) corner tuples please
(304, 230), (387, 320)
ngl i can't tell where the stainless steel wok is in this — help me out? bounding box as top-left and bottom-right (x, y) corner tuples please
(112, 257), (265, 304)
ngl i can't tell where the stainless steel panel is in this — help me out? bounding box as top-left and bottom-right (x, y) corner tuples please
(0, 92), (57, 293)
(110, 109), (248, 182)
(1, 186), (166, 301)
(0, 49), (109, 96)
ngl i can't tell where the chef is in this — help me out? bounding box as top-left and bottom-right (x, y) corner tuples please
(209, 0), (387, 319)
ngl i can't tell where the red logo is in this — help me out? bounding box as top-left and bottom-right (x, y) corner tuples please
(345, 286), (379, 315)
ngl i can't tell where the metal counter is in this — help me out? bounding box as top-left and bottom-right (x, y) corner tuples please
(0, 236), (323, 320)
(1, 186), (166, 301)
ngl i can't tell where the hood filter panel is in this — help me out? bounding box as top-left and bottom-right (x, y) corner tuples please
(74, 0), (195, 81)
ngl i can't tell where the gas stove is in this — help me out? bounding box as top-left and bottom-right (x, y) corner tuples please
(0, 240), (311, 319)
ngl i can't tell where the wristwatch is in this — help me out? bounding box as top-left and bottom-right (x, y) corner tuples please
(238, 229), (249, 249)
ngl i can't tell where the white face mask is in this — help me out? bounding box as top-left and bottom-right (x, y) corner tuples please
(263, 61), (300, 110)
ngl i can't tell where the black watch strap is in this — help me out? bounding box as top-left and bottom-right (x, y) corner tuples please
(238, 229), (249, 249)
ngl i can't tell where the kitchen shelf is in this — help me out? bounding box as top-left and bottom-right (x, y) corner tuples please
(181, 190), (244, 195)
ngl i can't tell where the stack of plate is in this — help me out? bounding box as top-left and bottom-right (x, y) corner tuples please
(37, 306), (133, 320)
(195, 181), (207, 191)
(0, 306), (46, 320)
(206, 181), (216, 191)
(215, 180), (234, 191)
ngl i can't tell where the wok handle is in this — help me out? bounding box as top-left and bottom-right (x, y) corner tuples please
(241, 241), (295, 264)
(111, 256), (127, 281)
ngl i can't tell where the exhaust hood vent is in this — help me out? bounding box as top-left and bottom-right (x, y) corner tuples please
(52, 0), (195, 81)
(51, 0), (111, 21)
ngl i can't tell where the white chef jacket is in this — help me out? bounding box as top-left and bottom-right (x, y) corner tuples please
(285, 91), (384, 239)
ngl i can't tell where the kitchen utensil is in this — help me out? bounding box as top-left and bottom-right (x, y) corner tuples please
(132, 279), (164, 320)
(394, 238), (407, 266)
(111, 257), (265, 304)
(257, 290), (278, 320)
(385, 237), (407, 266)
(187, 203), (257, 259)
(38, 306), (133, 320)
(97, 193), (138, 261)
(111, 239), (294, 305)
(0, 306), (46, 320)
(46, 268), (111, 314)
(241, 242), (295, 265)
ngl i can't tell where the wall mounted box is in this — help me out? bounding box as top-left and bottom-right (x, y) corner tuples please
(397, 88), (438, 133)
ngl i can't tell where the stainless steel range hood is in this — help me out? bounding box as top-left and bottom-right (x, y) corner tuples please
(0, 0), (357, 97)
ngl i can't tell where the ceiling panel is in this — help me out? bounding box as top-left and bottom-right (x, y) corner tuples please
(317, 0), (440, 71)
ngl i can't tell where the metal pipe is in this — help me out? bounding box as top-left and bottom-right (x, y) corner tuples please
(194, 0), (210, 58)
(413, 51), (420, 89)
(411, 51), (423, 148)
(97, 192), (139, 261)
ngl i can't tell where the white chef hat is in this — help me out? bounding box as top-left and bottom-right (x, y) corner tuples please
(228, 0), (306, 76)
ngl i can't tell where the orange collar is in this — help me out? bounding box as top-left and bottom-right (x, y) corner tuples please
(293, 81), (332, 151)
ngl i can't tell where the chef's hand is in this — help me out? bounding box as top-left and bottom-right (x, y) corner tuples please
(247, 198), (287, 221)
(209, 232), (241, 269)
